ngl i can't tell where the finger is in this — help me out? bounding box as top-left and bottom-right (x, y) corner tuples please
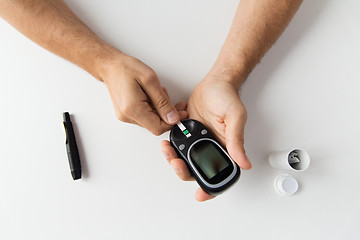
(162, 140), (215, 200)
(162, 90), (188, 120)
(161, 88), (188, 119)
(140, 74), (179, 125)
(225, 105), (252, 170)
(195, 114), (226, 146)
(133, 100), (172, 135)
(160, 140), (177, 164)
(175, 101), (187, 111)
(106, 77), (170, 135)
(160, 140), (170, 148)
(178, 110), (189, 120)
(162, 87), (169, 98)
(106, 90), (139, 125)
(160, 140), (194, 181)
(195, 188), (216, 202)
(176, 101), (188, 120)
(170, 158), (194, 181)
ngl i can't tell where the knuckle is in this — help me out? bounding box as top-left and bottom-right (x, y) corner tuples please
(237, 106), (247, 121)
(120, 103), (134, 118)
(238, 137), (245, 147)
(178, 174), (187, 181)
(116, 112), (127, 122)
(242, 110), (248, 121)
(155, 96), (170, 110)
(142, 70), (157, 84)
(178, 175), (186, 181)
(151, 128), (164, 136)
(243, 107), (248, 118)
(179, 174), (193, 182)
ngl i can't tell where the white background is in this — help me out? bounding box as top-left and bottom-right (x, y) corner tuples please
(1, 0), (359, 239)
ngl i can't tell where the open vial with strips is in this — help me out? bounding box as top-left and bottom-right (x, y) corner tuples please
(269, 149), (310, 171)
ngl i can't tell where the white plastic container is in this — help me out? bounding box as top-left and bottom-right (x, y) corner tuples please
(269, 149), (310, 171)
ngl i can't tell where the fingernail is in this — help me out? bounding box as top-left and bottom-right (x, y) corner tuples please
(170, 161), (180, 174)
(162, 152), (170, 160)
(166, 110), (179, 124)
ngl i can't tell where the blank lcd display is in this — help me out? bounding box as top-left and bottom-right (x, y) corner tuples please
(189, 141), (230, 179)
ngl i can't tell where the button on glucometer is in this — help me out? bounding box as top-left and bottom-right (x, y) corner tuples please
(201, 129), (208, 135)
(179, 144), (185, 151)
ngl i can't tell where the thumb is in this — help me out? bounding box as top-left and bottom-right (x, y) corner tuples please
(225, 104), (252, 170)
(141, 75), (179, 125)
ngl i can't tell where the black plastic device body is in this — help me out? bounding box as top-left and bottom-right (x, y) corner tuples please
(169, 119), (240, 195)
(63, 112), (82, 180)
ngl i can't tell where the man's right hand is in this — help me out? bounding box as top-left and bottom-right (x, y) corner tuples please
(102, 53), (187, 135)
(0, 1), (186, 136)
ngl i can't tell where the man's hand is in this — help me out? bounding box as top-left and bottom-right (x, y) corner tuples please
(160, 0), (303, 201)
(161, 71), (251, 202)
(103, 53), (186, 135)
(0, 0), (186, 135)
(0, 0), (303, 200)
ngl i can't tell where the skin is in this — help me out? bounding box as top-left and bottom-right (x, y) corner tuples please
(0, 0), (183, 135)
(0, 0), (303, 201)
(161, 0), (303, 201)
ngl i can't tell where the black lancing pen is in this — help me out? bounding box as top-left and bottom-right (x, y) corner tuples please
(63, 112), (82, 180)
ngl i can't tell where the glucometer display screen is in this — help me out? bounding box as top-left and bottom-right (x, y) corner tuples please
(190, 141), (230, 180)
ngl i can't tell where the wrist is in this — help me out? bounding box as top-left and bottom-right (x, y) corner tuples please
(207, 59), (249, 90)
(208, 37), (262, 90)
(89, 43), (124, 82)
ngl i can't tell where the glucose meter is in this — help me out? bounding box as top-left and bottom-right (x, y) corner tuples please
(169, 119), (240, 195)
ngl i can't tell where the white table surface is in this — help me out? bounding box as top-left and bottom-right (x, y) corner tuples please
(1, 0), (359, 239)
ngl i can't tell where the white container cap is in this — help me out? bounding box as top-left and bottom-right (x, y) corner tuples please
(274, 174), (299, 196)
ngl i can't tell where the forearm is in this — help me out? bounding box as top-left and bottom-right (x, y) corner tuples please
(212, 0), (303, 89)
(0, 0), (116, 80)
